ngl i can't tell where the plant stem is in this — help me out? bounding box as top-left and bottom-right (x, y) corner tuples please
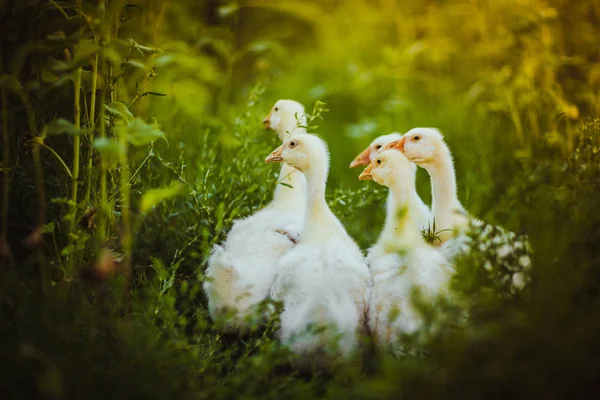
(32, 137), (46, 289)
(0, 56), (9, 261)
(48, 0), (71, 20)
(68, 66), (82, 275)
(85, 53), (99, 206)
(15, 82), (45, 287)
(507, 92), (524, 144)
(37, 141), (72, 178)
(98, 63), (107, 246)
(97, 3), (109, 247)
(114, 2), (133, 299)
(118, 125), (132, 282)
(15, 90), (42, 222)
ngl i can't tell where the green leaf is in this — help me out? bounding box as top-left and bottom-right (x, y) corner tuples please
(46, 118), (81, 136)
(218, 4), (239, 17)
(127, 38), (162, 56)
(139, 91), (167, 98)
(150, 256), (167, 280)
(248, 41), (273, 53)
(93, 137), (126, 166)
(72, 40), (99, 68)
(50, 197), (75, 206)
(121, 60), (147, 70)
(105, 102), (134, 123)
(140, 182), (184, 213)
(123, 4), (143, 13)
(125, 118), (167, 146)
(102, 45), (123, 66)
(46, 57), (69, 73)
(39, 222), (55, 234)
(60, 245), (78, 256)
(0, 74), (20, 91)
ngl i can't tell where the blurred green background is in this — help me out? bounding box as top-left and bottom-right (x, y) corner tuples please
(1, 0), (600, 398)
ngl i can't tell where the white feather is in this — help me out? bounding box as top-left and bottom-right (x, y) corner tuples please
(361, 150), (454, 351)
(204, 100), (307, 330)
(269, 134), (370, 361)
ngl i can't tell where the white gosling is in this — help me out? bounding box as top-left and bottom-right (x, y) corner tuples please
(350, 133), (431, 262)
(264, 99), (308, 206)
(386, 128), (531, 294)
(204, 100), (307, 330)
(358, 150), (454, 350)
(386, 128), (470, 244)
(266, 134), (371, 364)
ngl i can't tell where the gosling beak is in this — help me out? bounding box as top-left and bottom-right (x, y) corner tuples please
(263, 112), (271, 129)
(358, 163), (373, 180)
(349, 147), (371, 168)
(265, 145), (284, 163)
(385, 136), (406, 152)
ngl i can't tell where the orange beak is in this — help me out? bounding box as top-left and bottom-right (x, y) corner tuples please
(358, 163), (373, 180)
(263, 112), (271, 130)
(265, 145), (284, 163)
(384, 136), (406, 152)
(349, 147), (371, 168)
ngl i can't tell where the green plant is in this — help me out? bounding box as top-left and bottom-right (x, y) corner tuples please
(420, 219), (454, 246)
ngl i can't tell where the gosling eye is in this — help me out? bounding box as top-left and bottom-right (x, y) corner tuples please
(289, 140), (297, 148)
(375, 145), (382, 150)
(376, 159), (382, 165)
(275, 107), (279, 112)
(412, 135), (422, 142)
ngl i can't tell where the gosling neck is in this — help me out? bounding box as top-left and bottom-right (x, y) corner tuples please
(385, 178), (422, 248)
(271, 163), (306, 211)
(423, 146), (462, 232)
(300, 161), (334, 239)
(271, 125), (307, 211)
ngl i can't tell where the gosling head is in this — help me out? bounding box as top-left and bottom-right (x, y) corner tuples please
(265, 133), (328, 173)
(385, 127), (447, 166)
(263, 99), (307, 140)
(349, 132), (402, 168)
(358, 149), (417, 189)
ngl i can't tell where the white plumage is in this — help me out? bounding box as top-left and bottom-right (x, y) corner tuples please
(204, 100), (307, 330)
(386, 127), (470, 244)
(358, 150), (453, 351)
(369, 247), (451, 346)
(388, 127), (532, 293)
(350, 132), (431, 234)
(266, 133), (371, 362)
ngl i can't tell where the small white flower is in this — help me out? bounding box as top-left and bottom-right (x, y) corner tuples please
(478, 242), (488, 252)
(461, 234), (473, 244)
(508, 232), (516, 240)
(492, 236), (503, 245)
(497, 244), (512, 259)
(513, 241), (523, 249)
(484, 260), (492, 271)
(471, 219), (484, 228)
(482, 225), (493, 237)
(519, 255), (532, 269)
(512, 272), (526, 290)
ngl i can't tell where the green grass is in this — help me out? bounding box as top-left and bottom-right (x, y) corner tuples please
(1, 0), (600, 398)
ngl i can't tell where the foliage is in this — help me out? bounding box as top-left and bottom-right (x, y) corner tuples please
(1, 0), (600, 399)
